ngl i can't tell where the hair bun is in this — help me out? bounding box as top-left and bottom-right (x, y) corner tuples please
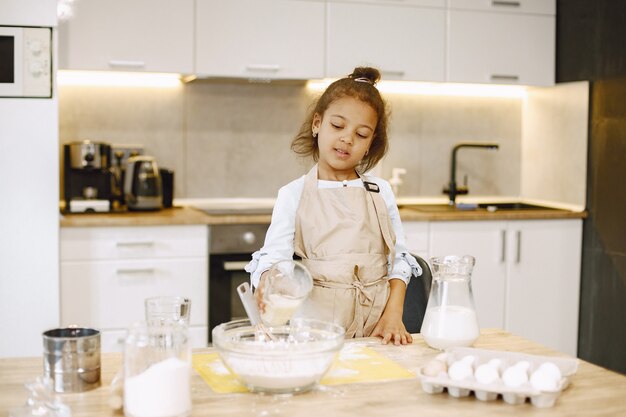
(349, 67), (381, 85)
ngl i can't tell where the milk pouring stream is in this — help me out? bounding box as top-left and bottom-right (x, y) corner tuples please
(420, 255), (480, 350)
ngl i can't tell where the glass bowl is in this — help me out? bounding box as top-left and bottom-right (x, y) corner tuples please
(212, 318), (345, 394)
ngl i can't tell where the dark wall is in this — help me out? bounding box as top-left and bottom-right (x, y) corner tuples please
(557, 0), (626, 374)
(557, 1), (626, 82)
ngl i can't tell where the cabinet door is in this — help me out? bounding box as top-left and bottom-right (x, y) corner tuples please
(61, 225), (208, 261)
(505, 219), (582, 356)
(447, 10), (555, 86)
(403, 221), (429, 260)
(58, 0), (194, 73)
(429, 221), (508, 329)
(449, 0), (555, 15)
(61, 258), (208, 329)
(327, 1), (445, 81)
(195, 0), (325, 79)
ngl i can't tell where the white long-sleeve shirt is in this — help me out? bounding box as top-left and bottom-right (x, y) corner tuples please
(245, 173), (422, 288)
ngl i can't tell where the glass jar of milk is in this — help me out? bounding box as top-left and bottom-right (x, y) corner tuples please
(420, 255), (480, 350)
(124, 321), (191, 417)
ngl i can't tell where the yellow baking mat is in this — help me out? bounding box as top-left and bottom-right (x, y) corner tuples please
(192, 345), (415, 394)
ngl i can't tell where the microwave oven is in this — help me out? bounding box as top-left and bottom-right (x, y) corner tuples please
(0, 26), (52, 98)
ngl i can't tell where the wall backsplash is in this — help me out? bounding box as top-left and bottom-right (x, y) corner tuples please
(59, 81), (522, 200)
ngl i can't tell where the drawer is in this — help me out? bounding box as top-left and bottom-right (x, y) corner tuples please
(60, 258), (207, 329)
(403, 221), (429, 254)
(448, 0), (555, 15)
(328, 0), (445, 7)
(61, 225), (208, 261)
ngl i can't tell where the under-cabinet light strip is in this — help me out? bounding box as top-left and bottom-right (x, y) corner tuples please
(307, 79), (527, 98)
(57, 70), (182, 88)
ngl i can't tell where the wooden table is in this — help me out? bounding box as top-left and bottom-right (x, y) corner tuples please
(1, 329), (625, 417)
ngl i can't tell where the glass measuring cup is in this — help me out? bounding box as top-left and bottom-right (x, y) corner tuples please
(260, 260), (313, 326)
(420, 255), (480, 350)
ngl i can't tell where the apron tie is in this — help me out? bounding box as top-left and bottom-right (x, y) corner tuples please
(351, 265), (385, 338)
(309, 264), (386, 338)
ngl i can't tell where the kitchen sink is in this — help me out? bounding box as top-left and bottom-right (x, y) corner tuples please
(477, 202), (559, 210)
(398, 202), (561, 212)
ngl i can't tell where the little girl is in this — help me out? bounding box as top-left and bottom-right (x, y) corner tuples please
(245, 67), (421, 345)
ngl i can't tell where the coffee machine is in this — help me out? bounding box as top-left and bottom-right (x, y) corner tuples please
(63, 141), (112, 213)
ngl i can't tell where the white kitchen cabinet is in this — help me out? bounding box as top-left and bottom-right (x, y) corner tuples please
(404, 218), (582, 355)
(60, 225), (208, 352)
(403, 221), (430, 260)
(326, 1), (446, 81)
(447, 1), (555, 86)
(195, 0), (325, 80)
(504, 220), (582, 357)
(428, 221), (508, 330)
(58, 0), (194, 73)
(448, 0), (555, 15)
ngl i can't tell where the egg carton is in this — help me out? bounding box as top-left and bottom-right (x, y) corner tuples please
(418, 347), (579, 408)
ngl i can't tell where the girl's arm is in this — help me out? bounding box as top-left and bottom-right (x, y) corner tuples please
(245, 178), (303, 288)
(370, 279), (413, 345)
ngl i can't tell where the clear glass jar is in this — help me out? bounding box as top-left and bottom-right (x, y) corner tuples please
(420, 255), (480, 350)
(123, 321), (191, 417)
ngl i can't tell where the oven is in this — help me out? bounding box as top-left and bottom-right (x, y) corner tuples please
(208, 223), (269, 342)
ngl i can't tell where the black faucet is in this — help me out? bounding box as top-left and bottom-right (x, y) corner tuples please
(444, 142), (500, 205)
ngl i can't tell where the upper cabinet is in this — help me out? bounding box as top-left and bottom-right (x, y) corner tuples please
(326, 0), (445, 81)
(195, 0), (325, 80)
(56, 0), (556, 86)
(447, 0), (555, 86)
(58, 0), (194, 73)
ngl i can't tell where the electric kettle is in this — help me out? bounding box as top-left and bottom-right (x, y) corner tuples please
(124, 156), (162, 211)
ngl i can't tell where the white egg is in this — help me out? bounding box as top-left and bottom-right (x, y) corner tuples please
(448, 360), (474, 381)
(422, 359), (448, 377)
(515, 360), (531, 372)
(487, 358), (502, 368)
(530, 369), (560, 391)
(461, 355), (476, 365)
(475, 363), (500, 385)
(537, 362), (562, 380)
(502, 364), (529, 387)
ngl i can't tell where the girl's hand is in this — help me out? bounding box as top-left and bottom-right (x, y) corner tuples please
(370, 279), (413, 345)
(370, 309), (413, 346)
(254, 271), (269, 313)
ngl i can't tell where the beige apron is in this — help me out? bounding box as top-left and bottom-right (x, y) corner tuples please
(294, 166), (396, 338)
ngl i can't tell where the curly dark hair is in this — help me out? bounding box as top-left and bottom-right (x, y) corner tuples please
(291, 67), (390, 173)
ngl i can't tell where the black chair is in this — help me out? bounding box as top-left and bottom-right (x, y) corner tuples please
(402, 254), (432, 333)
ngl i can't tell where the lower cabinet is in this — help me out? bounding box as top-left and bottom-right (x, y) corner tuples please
(60, 225), (208, 352)
(407, 219), (582, 356)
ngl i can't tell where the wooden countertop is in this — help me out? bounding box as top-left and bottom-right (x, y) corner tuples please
(398, 206), (587, 222)
(1, 329), (624, 417)
(59, 206), (272, 227)
(59, 206), (586, 228)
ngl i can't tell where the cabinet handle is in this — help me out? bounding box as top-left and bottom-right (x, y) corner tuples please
(223, 261), (249, 271)
(245, 64), (281, 73)
(515, 230), (521, 264)
(116, 268), (155, 275)
(108, 60), (146, 69)
(491, 0), (521, 7)
(116, 241), (155, 247)
(491, 74), (520, 82)
(381, 69), (406, 78)
(500, 230), (506, 263)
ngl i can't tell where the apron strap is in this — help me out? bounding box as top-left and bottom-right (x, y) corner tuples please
(294, 165), (318, 257)
(365, 185), (396, 262)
